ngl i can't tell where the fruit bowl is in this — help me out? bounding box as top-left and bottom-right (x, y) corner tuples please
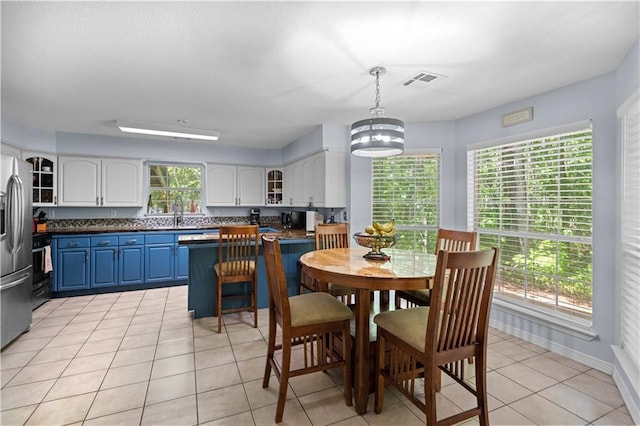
(353, 232), (397, 260)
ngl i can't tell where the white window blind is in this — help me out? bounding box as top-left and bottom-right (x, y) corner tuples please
(372, 153), (440, 253)
(467, 127), (593, 323)
(620, 94), (640, 375)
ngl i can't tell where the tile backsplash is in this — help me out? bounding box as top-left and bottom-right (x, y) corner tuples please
(46, 215), (281, 230)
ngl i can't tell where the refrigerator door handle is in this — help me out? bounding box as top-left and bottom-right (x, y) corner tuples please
(7, 173), (25, 255)
(0, 271), (31, 291)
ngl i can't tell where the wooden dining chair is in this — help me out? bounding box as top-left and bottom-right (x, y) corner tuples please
(213, 225), (259, 333)
(395, 228), (477, 309)
(299, 223), (355, 304)
(374, 247), (499, 426)
(262, 236), (353, 423)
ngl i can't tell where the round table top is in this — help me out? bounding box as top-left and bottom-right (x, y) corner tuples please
(300, 247), (436, 290)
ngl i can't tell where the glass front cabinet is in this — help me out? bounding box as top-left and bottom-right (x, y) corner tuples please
(23, 153), (57, 206)
(266, 169), (283, 205)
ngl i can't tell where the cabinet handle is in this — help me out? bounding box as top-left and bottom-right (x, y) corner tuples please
(125, 239), (137, 245)
(85, 250), (89, 260)
(96, 197), (99, 206)
(68, 242), (79, 248)
(54, 196), (57, 205)
(100, 196), (104, 206)
(114, 250), (118, 259)
(97, 241), (109, 246)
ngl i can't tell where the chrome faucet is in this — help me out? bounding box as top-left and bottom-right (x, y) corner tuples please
(173, 194), (184, 227)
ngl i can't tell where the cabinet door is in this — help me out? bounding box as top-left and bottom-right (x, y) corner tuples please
(206, 164), (237, 206)
(102, 158), (143, 207)
(91, 247), (118, 287)
(145, 244), (175, 282)
(58, 156), (100, 206)
(283, 161), (303, 206)
(175, 244), (189, 280)
(237, 166), (265, 206)
(57, 249), (90, 290)
(266, 169), (283, 205)
(120, 245), (144, 285)
(22, 153), (58, 206)
(311, 153), (325, 206)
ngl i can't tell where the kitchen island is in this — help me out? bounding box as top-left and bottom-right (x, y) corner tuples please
(178, 230), (314, 318)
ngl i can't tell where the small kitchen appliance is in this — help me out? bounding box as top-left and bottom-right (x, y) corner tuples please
(281, 211), (305, 229)
(306, 211), (324, 232)
(249, 208), (260, 225)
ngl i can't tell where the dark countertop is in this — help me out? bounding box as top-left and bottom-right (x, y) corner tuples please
(178, 229), (312, 244)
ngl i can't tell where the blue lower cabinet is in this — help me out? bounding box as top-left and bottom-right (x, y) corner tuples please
(56, 237), (91, 291)
(175, 237), (190, 280)
(145, 243), (175, 282)
(91, 236), (119, 288)
(120, 245), (144, 285)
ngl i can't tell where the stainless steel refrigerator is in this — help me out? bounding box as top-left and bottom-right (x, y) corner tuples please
(1, 154), (33, 349)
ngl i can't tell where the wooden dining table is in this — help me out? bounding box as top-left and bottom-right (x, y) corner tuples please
(299, 246), (437, 414)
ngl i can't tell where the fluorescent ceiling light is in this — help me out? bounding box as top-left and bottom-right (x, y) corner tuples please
(117, 120), (220, 141)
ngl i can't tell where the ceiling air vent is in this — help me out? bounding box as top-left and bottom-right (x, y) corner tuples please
(402, 72), (444, 87)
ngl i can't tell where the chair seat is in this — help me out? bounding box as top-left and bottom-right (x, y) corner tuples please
(401, 288), (431, 303)
(214, 260), (256, 276)
(328, 283), (355, 296)
(374, 307), (430, 352)
(290, 292), (353, 327)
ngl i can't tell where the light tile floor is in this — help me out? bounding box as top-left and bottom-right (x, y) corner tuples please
(0, 286), (633, 425)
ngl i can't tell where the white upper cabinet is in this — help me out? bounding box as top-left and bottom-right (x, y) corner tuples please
(22, 152), (58, 207)
(283, 161), (303, 206)
(237, 166), (265, 206)
(58, 156), (142, 207)
(283, 150), (346, 208)
(265, 169), (283, 205)
(206, 163), (265, 206)
(101, 158), (144, 206)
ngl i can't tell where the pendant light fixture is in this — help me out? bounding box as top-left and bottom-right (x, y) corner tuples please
(350, 66), (404, 157)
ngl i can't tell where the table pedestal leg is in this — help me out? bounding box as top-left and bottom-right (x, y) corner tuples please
(354, 288), (371, 414)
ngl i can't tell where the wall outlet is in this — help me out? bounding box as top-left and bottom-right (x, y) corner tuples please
(214, 209), (220, 216)
(110, 210), (117, 218)
(48, 209), (55, 218)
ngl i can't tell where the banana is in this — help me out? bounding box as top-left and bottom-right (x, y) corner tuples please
(365, 220), (395, 237)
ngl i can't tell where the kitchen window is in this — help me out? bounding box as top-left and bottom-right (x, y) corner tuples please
(467, 123), (593, 324)
(371, 151), (441, 253)
(148, 164), (202, 214)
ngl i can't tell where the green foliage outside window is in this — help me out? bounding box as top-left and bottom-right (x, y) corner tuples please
(470, 129), (593, 321)
(372, 153), (440, 254)
(148, 164), (202, 214)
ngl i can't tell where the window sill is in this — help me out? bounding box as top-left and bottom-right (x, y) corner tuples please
(492, 296), (598, 341)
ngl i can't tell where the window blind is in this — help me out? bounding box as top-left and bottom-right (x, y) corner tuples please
(467, 127), (593, 322)
(620, 94), (640, 375)
(372, 153), (440, 252)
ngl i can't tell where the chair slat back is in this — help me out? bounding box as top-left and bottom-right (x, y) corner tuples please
(315, 223), (350, 250)
(426, 248), (499, 356)
(261, 236), (291, 325)
(218, 225), (259, 275)
(435, 229), (478, 255)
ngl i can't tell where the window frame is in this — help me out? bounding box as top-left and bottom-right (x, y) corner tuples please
(371, 149), (442, 253)
(466, 120), (595, 333)
(146, 162), (204, 215)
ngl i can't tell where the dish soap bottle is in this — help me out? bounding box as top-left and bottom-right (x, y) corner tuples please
(190, 200), (196, 213)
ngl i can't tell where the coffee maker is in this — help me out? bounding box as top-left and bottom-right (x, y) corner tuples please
(249, 208), (260, 225)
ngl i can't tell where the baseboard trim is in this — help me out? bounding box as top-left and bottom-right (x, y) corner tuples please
(611, 345), (640, 425)
(489, 318), (612, 373)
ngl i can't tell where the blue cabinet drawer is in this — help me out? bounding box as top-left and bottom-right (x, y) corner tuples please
(57, 237), (90, 249)
(91, 236), (118, 247)
(145, 234), (174, 244)
(119, 235), (144, 245)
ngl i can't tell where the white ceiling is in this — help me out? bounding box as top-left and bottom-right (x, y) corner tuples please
(2, 1), (638, 150)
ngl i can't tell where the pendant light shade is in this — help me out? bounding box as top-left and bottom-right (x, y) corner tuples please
(351, 67), (404, 157)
